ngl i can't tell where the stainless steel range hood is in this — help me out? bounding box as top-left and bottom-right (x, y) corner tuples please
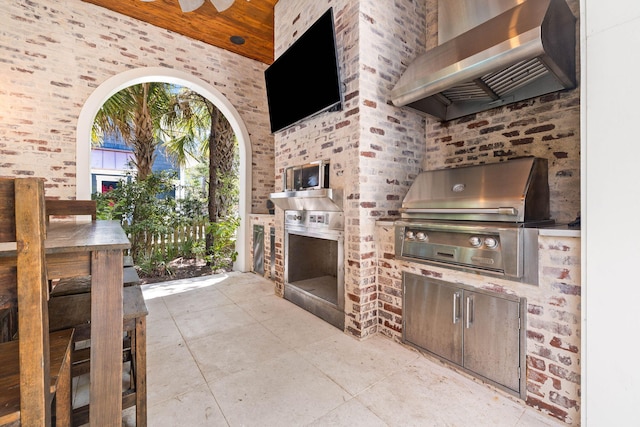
(269, 188), (343, 212)
(390, 0), (576, 121)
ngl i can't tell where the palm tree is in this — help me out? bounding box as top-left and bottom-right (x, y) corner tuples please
(93, 83), (238, 264)
(92, 82), (174, 180)
(163, 89), (237, 258)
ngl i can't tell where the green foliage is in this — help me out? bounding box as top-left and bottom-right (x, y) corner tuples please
(205, 216), (240, 271)
(94, 171), (182, 260)
(93, 170), (239, 276)
(190, 240), (207, 260)
(136, 253), (173, 278)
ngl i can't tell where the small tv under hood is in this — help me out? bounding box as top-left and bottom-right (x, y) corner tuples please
(390, 0), (576, 121)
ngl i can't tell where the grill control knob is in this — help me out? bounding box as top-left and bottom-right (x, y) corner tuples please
(484, 237), (498, 249)
(469, 236), (483, 247)
(405, 230), (415, 240)
(415, 231), (428, 241)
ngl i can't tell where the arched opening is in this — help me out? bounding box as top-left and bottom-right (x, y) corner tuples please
(76, 67), (252, 272)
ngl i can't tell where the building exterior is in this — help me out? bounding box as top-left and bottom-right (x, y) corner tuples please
(91, 132), (180, 195)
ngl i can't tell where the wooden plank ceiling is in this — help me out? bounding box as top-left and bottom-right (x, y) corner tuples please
(82, 0), (277, 64)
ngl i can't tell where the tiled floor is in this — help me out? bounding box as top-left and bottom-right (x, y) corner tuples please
(82, 271), (564, 426)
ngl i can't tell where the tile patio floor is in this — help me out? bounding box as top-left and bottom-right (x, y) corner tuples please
(79, 271), (565, 426)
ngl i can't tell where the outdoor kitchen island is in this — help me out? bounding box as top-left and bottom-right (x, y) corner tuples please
(265, 1), (582, 426)
(375, 219), (581, 425)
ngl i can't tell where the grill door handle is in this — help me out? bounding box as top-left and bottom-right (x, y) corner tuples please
(453, 292), (460, 324)
(465, 296), (474, 329)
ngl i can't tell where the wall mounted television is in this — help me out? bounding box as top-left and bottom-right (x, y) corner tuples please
(265, 8), (342, 133)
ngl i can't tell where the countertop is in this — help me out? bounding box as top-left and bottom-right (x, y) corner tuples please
(537, 223), (581, 237)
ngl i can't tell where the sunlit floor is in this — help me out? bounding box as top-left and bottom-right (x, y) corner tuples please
(75, 271), (564, 426)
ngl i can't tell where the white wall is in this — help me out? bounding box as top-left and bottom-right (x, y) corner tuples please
(583, 0), (640, 424)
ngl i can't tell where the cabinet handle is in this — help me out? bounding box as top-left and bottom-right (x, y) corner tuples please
(453, 292), (460, 324)
(466, 296), (474, 329)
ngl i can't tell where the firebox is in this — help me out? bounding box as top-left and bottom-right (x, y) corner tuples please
(283, 210), (344, 330)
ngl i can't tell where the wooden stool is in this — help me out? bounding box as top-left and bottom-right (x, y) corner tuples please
(122, 286), (148, 426)
(51, 266), (141, 297)
(48, 285), (148, 427)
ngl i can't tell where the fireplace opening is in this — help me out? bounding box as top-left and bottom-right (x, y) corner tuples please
(283, 210), (344, 330)
(287, 234), (339, 304)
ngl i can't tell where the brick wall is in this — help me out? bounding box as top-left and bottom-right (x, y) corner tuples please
(0, 0), (274, 213)
(376, 223), (581, 425)
(424, 96), (581, 222)
(526, 235), (581, 424)
(351, 0), (428, 338)
(273, 0), (427, 339)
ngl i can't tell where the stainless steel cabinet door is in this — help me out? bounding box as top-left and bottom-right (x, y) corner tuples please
(253, 225), (264, 274)
(403, 273), (463, 365)
(463, 290), (521, 392)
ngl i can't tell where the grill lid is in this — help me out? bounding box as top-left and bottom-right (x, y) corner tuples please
(400, 157), (550, 222)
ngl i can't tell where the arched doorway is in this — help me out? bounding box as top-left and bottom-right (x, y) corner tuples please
(76, 67), (252, 272)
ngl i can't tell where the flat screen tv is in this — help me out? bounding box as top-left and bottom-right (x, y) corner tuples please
(265, 8), (342, 133)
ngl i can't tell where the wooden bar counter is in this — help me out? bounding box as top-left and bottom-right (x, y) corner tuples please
(0, 220), (130, 426)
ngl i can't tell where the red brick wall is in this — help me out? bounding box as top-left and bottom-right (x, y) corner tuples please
(273, 0), (428, 339)
(526, 235), (581, 424)
(376, 223), (582, 424)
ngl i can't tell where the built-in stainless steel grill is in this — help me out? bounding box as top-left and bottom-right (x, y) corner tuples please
(395, 157), (553, 284)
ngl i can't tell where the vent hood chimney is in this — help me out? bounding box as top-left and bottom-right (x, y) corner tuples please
(390, 0), (576, 121)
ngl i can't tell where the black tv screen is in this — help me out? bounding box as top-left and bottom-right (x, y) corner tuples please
(265, 8), (342, 133)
